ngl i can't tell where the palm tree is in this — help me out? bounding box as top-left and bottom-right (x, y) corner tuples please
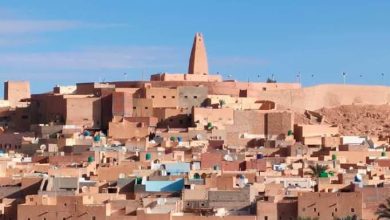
(306, 164), (328, 178)
(305, 164), (328, 192)
(376, 198), (390, 219)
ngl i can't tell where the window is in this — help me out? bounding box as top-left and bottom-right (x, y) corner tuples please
(264, 217), (268, 220)
(133, 107), (136, 110)
(145, 107), (148, 110)
(171, 96), (175, 98)
(184, 95), (188, 98)
(351, 208), (355, 212)
(163, 96), (166, 99)
(193, 96), (197, 99)
(151, 95), (155, 98)
(92, 217), (96, 220)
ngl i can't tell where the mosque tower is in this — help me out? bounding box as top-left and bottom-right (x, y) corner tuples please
(188, 33), (209, 75)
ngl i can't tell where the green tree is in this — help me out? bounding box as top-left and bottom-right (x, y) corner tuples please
(305, 164), (329, 192)
(207, 122), (213, 130)
(376, 198), (390, 219)
(219, 99), (226, 108)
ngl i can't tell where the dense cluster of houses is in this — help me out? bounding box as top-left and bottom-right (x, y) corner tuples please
(0, 33), (389, 220)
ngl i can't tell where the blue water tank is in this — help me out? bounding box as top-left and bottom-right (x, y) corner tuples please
(83, 130), (91, 137)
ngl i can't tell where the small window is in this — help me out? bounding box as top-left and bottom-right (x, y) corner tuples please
(151, 95), (155, 98)
(163, 96), (166, 99)
(193, 96), (197, 99)
(133, 107), (136, 110)
(145, 107), (148, 110)
(92, 216), (96, 220)
(264, 217), (268, 220)
(184, 96), (188, 98)
(171, 96), (175, 98)
(314, 208), (316, 212)
(351, 208), (355, 212)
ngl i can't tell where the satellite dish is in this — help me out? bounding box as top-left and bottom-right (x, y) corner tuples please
(81, 186), (88, 193)
(118, 173), (125, 178)
(153, 136), (163, 144)
(196, 134), (203, 140)
(224, 154), (233, 161)
(121, 147), (127, 152)
(40, 144), (47, 151)
(354, 174), (362, 182)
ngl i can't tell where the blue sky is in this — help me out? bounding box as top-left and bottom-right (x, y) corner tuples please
(1, 1), (390, 96)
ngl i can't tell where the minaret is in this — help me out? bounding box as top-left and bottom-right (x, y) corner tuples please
(188, 33), (209, 75)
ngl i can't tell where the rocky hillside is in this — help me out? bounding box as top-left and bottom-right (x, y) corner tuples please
(296, 104), (390, 139)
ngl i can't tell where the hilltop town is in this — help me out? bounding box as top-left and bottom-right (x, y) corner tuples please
(0, 33), (390, 220)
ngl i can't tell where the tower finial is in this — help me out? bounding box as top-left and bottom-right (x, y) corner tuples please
(188, 32), (209, 75)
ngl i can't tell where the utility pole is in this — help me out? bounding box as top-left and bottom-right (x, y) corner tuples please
(296, 72), (301, 84)
(342, 72), (347, 85)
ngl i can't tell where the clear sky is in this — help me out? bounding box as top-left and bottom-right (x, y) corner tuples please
(1, 1), (390, 97)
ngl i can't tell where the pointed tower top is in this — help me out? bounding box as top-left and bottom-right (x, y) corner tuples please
(188, 32), (209, 75)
